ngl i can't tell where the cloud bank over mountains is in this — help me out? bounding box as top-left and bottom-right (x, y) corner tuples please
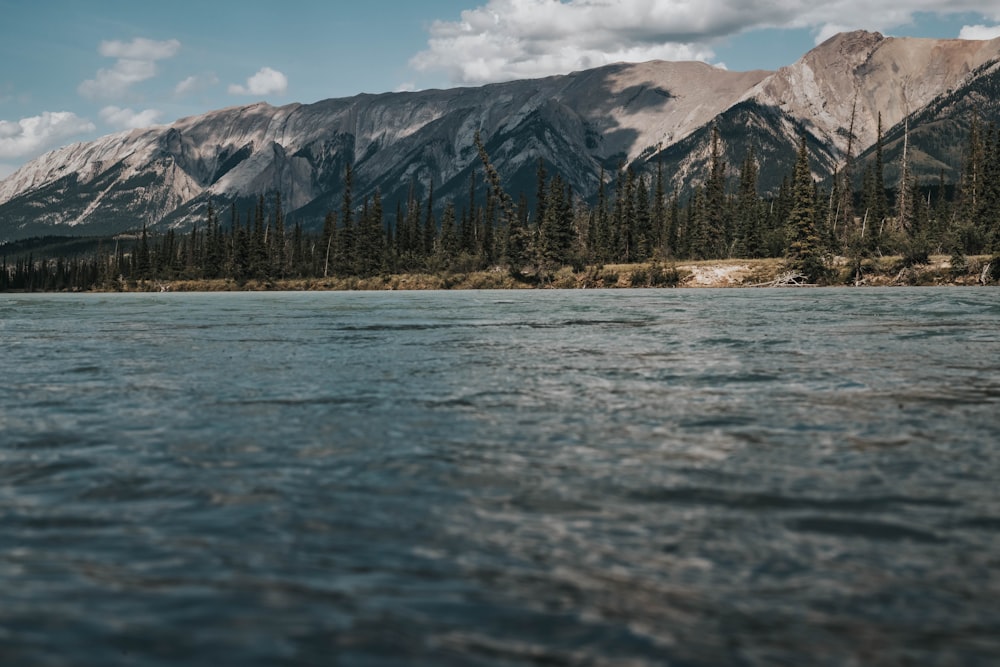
(412, 0), (1000, 84)
(0, 37), (290, 172)
(0, 112), (96, 161)
(2, 1), (999, 177)
(228, 67), (290, 97)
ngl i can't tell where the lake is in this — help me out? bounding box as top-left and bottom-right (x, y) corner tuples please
(1, 288), (999, 666)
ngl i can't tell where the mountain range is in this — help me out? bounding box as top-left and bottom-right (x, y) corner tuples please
(2, 30), (1000, 243)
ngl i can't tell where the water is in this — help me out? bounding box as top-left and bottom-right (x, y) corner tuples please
(1, 288), (999, 666)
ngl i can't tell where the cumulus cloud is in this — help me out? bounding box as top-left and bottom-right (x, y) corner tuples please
(78, 38), (180, 100)
(174, 73), (220, 97)
(959, 24), (1000, 40)
(99, 106), (162, 130)
(412, 0), (1000, 85)
(228, 67), (288, 97)
(0, 111), (96, 160)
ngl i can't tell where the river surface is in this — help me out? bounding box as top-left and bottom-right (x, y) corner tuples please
(1, 288), (999, 666)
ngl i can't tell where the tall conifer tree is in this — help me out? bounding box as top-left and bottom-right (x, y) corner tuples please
(786, 136), (825, 281)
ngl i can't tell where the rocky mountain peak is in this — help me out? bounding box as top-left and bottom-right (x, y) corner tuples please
(3, 32), (1000, 242)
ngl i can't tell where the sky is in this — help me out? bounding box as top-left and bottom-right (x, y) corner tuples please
(2, 1), (1000, 179)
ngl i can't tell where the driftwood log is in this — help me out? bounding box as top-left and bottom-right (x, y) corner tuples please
(749, 272), (815, 287)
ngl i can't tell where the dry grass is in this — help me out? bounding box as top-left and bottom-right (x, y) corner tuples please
(94, 255), (997, 292)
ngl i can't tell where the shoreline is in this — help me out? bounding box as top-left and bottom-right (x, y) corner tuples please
(5, 255), (997, 293)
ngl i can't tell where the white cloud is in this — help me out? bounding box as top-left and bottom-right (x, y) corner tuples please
(0, 111), (96, 160)
(99, 37), (180, 61)
(959, 24), (1000, 40)
(79, 38), (180, 100)
(99, 106), (162, 130)
(412, 1), (1000, 85)
(174, 73), (219, 97)
(228, 67), (288, 97)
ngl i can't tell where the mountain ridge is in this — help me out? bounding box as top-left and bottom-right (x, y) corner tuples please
(2, 30), (1000, 242)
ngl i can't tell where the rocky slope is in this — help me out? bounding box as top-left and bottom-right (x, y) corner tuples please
(2, 31), (999, 241)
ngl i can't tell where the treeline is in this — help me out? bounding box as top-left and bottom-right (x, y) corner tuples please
(3, 120), (1000, 291)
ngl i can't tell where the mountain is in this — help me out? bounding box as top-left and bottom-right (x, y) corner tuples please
(639, 31), (1000, 193)
(2, 31), (1000, 242)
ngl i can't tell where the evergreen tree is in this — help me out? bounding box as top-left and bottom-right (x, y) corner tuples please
(686, 187), (708, 259)
(539, 173), (576, 267)
(872, 113), (889, 236)
(505, 194), (531, 272)
(786, 136), (825, 281)
(480, 189), (497, 267)
(271, 191), (286, 278)
(136, 225), (151, 280)
(666, 190), (681, 258)
(595, 168), (611, 262)
(634, 175), (652, 260)
(356, 190), (385, 276)
(705, 125), (729, 256)
(335, 165), (356, 275)
(535, 159), (548, 229)
(619, 168), (636, 262)
(461, 171), (477, 253)
(734, 149), (760, 258)
(652, 160), (667, 256)
(437, 201), (459, 267)
(321, 211), (337, 277)
(423, 180), (437, 257)
(980, 124), (1000, 251)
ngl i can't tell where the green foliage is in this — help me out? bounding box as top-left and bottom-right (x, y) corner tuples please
(785, 136), (827, 282)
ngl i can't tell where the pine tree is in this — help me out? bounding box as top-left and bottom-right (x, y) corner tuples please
(786, 136), (825, 281)
(734, 149), (760, 258)
(652, 160), (667, 256)
(438, 201), (459, 267)
(873, 113), (889, 232)
(356, 190), (385, 276)
(595, 168), (611, 262)
(979, 124), (1000, 251)
(321, 211), (337, 277)
(687, 187), (708, 259)
(535, 158), (548, 228)
(505, 194), (531, 272)
(136, 225), (151, 280)
(335, 165), (356, 275)
(480, 189), (497, 267)
(618, 168), (636, 262)
(423, 180), (437, 257)
(634, 175), (652, 260)
(539, 173), (576, 267)
(837, 95), (858, 242)
(247, 196), (269, 280)
(271, 191), (286, 278)
(666, 190), (681, 258)
(705, 125), (728, 256)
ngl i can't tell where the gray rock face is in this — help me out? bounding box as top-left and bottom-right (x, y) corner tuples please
(2, 31), (999, 241)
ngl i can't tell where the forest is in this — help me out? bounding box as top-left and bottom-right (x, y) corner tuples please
(3, 121), (1000, 292)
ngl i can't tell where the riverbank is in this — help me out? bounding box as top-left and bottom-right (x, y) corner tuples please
(6, 254), (995, 292)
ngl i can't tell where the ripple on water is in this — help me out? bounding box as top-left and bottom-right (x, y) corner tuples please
(1, 288), (998, 666)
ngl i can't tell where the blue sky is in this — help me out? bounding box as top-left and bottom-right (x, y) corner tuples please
(2, 1), (1000, 178)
